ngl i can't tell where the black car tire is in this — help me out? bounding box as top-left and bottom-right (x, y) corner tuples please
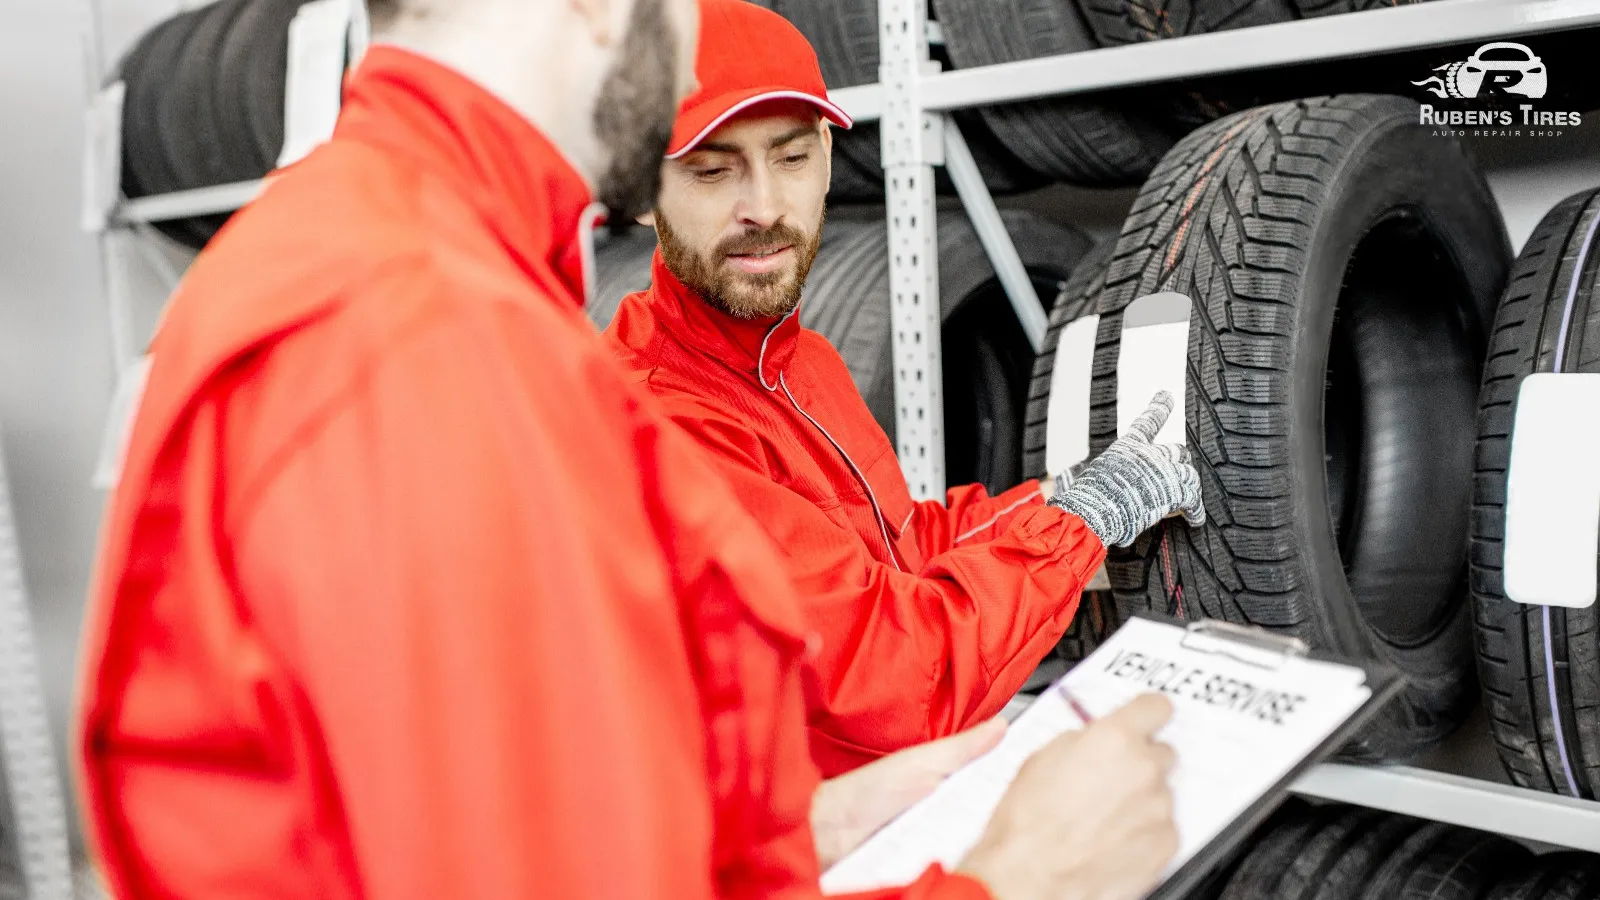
(1217, 801), (1328, 899)
(121, 9), (214, 247)
(1271, 807), (1386, 899)
(1375, 827), (1531, 900)
(1306, 812), (1426, 900)
(1469, 187), (1600, 797)
(1075, 0), (1296, 46)
(932, 0), (1174, 185)
(1291, 0), (1428, 15)
(1088, 95), (1510, 759)
(589, 225), (662, 329)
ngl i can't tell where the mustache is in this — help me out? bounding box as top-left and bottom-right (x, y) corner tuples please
(717, 225), (809, 258)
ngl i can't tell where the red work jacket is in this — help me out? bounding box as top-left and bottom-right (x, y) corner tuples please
(606, 258), (1107, 776)
(76, 47), (987, 900)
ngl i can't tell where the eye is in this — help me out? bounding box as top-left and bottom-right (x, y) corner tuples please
(780, 153), (810, 168)
(693, 167), (730, 181)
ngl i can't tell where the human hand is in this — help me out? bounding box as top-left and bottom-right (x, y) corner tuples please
(959, 693), (1179, 900)
(812, 718), (1007, 870)
(1047, 391), (1204, 547)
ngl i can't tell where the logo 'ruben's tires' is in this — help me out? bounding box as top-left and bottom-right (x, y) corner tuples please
(1085, 94), (1510, 760)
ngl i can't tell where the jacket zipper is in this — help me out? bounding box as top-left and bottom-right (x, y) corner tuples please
(779, 374), (904, 573)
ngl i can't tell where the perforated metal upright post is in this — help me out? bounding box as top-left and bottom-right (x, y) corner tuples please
(0, 428), (73, 900)
(878, 0), (945, 500)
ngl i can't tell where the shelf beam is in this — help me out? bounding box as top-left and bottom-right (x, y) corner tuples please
(830, 83), (884, 125)
(116, 180), (265, 224)
(921, 0), (1600, 112)
(1293, 763), (1600, 851)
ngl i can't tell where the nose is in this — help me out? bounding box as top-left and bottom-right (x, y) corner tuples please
(735, 165), (783, 230)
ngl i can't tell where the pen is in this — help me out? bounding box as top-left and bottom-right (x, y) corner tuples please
(1057, 684), (1095, 724)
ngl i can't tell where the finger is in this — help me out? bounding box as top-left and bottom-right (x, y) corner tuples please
(865, 717), (1007, 783)
(1178, 463), (1206, 527)
(1154, 442), (1187, 466)
(1148, 739), (1178, 775)
(1125, 391), (1174, 443)
(916, 717), (1007, 774)
(1100, 692), (1174, 738)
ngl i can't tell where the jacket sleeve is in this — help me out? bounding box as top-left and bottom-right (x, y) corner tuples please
(679, 415), (1106, 776)
(907, 480), (1048, 558)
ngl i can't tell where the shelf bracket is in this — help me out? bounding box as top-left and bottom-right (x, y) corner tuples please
(941, 117), (1049, 353)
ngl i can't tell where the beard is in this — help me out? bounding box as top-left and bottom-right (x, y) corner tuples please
(656, 208), (826, 320)
(591, 0), (678, 224)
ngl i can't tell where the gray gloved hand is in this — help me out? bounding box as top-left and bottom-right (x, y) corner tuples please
(1048, 391), (1205, 548)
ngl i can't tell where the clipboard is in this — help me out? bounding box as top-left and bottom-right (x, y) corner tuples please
(819, 613), (1405, 898)
(1145, 615), (1404, 900)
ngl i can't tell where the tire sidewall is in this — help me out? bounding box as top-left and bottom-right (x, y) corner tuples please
(1288, 108), (1504, 723)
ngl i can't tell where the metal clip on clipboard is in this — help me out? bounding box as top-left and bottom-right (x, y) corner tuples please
(1177, 620), (1310, 671)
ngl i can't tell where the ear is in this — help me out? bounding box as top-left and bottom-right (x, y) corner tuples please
(821, 123), (835, 195)
(636, 211), (657, 227)
(568, 0), (618, 47)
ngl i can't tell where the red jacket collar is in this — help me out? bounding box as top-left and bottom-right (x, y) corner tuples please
(337, 46), (602, 307)
(646, 251), (800, 389)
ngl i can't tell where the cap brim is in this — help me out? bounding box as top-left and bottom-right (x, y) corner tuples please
(666, 88), (854, 159)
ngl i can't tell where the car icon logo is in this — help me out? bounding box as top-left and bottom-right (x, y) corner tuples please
(1414, 41), (1547, 100)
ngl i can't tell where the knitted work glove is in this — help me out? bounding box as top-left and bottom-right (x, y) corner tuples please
(1048, 391), (1205, 548)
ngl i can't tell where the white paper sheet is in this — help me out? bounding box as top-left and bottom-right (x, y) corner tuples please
(820, 618), (1372, 895)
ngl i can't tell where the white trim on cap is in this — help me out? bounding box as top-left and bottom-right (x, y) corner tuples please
(666, 90), (854, 159)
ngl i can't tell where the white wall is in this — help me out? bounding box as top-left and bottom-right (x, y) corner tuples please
(0, 0), (180, 861)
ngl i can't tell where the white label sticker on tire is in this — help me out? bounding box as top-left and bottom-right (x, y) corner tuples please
(1045, 313), (1100, 476)
(278, 0), (353, 168)
(1116, 292), (1192, 447)
(1504, 373), (1600, 609)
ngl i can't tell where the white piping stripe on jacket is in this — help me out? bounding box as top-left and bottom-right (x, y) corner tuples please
(953, 494), (1039, 545)
(757, 308), (798, 392)
(901, 507), (915, 533)
(779, 373), (904, 573)
(576, 202), (608, 309)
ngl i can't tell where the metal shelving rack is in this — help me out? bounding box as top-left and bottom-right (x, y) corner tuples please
(89, 0), (1600, 857)
(874, 0), (1600, 853)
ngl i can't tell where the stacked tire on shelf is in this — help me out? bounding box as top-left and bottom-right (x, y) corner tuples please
(1204, 800), (1600, 900)
(1471, 187), (1600, 799)
(115, 0), (324, 249)
(1024, 94), (1513, 759)
(590, 208), (1090, 494)
(763, 0), (1043, 199)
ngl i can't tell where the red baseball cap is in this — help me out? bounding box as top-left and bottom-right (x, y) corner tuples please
(666, 0), (854, 159)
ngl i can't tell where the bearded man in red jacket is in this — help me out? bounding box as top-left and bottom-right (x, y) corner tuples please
(606, 0), (1205, 775)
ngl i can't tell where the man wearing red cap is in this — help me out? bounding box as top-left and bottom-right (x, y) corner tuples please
(75, 0), (1182, 898)
(607, 0), (1205, 775)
